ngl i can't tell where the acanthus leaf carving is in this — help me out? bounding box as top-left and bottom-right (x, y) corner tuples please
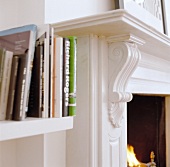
(108, 41), (141, 128)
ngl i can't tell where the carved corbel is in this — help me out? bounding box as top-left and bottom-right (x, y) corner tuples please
(108, 38), (142, 128)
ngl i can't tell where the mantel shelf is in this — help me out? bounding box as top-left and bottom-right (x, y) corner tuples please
(0, 117), (73, 141)
(52, 9), (170, 61)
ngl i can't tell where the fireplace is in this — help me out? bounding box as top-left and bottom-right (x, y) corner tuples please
(57, 10), (170, 167)
(127, 95), (166, 167)
(108, 32), (170, 166)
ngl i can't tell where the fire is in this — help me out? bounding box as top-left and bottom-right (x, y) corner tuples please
(127, 145), (141, 167)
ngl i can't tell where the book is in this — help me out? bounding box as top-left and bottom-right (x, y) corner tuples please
(12, 54), (28, 121)
(6, 56), (19, 120)
(27, 41), (43, 118)
(68, 36), (77, 116)
(62, 38), (70, 117)
(49, 27), (54, 118)
(0, 24), (37, 120)
(36, 25), (51, 118)
(54, 36), (63, 118)
(0, 48), (5, 101)
(0, 50), (13, 120)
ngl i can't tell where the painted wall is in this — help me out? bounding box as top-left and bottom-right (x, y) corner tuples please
(44, 0), (115, 23)
(0, 0), (114, 30)
(0, 0), (18, 30)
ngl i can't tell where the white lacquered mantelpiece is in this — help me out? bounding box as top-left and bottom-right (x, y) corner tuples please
(53, 9), (170, 167)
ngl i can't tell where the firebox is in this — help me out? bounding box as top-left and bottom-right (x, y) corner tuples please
(127, 95), (166, 167)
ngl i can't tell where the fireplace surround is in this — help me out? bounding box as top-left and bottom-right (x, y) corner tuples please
(53, 9), (170, 167)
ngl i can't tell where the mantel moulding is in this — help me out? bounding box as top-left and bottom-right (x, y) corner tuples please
(107, 34), (145, 45)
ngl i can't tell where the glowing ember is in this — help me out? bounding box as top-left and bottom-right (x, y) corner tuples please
(127, 145), (141, 167)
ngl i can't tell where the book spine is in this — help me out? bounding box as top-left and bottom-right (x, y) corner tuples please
(0, 50), (13, 120)
(68, 36), (77, 116)
(41, 41), (45, 117)
(0, 48), (5, 101)
(12, 55), (27, 121)
(44, 35), (50, 118)
(6, 56), (19, 120)
(62, 38), (70, 117)
(24, 29), (37, 118)
(55, 37), (63, 118)
(27, 42), (43, 117)
(49, 28), (54, 118)
(52, 37), (56, 118)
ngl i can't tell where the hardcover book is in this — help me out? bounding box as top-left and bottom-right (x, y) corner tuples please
(62, 38), (70, 117)
(35, 25), (51, 118)
(0, 50), (13, 120)
(68, 36), (77, 116)
(0, 24), (37, 120)
(54, 36), (63, 118)
(27, 40), (43, 118)
(6, 56), (19, 120)
(0, 48), (5, 101)
(12, 54), (28, 121)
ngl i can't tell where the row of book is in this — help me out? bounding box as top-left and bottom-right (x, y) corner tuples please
(0, 24), (77, 121)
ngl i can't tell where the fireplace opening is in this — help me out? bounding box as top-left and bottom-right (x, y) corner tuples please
(127, 95), (166, 167)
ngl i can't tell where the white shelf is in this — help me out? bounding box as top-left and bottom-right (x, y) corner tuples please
(0, 117), (73, 141)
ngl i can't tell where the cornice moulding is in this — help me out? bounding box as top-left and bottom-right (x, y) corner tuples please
(52, 9), (170, 44)
(106, 34), (145, 45)
(52, 9), (170, 61)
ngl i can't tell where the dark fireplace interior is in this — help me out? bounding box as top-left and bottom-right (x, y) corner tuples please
(127, 95), (166, 167)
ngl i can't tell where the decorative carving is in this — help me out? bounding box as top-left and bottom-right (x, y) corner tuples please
(108, 41), (141, 127)
(137, 0), (162, 20)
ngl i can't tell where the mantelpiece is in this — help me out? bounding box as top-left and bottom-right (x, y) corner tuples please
(53, 9), (170, 167)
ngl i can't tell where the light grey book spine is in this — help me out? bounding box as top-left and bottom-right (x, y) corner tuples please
(6, 56), (19, 120)
(0, 50), (13, 120)
(0, 48), (5, 101)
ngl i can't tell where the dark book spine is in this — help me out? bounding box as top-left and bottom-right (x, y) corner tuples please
(6, 56), (19, 120)
(68, 36), (77, 116)
(12, 55), (27, 121)
(49, 35), (52, 118)
(62, 38), (70, 117)
(41, 42), (45, 117)
(27, 43), (43, 117)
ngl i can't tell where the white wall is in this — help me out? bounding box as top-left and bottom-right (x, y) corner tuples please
(0, 0), (18, 30)
(0, 0), (114, 30)
(44, 0), (115, 23)
(17, 0), (45, 26)
(0, 0), (44, 30)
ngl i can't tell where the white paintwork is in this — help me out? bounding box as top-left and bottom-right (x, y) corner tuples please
(0, 0), (114, 30)
(0, 140), (16, 167)
(16, 0), (45, 26)
(44, 0), (114, 23)
(44, 132), (66, 167)
(0, 0), (18, 30)
(0, 133), (66, 167)
(108, 41), (141, 127)
(52, 10), (170, 167)
(16, 135), (44, 167)
(0, 117), (73, 141)
(0, 0), (44, 30)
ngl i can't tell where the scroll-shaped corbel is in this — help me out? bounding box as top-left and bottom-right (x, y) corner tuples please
(108, 41), (141, 128)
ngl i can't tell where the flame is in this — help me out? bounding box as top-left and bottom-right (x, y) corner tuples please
(127, 145), (141, 167)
